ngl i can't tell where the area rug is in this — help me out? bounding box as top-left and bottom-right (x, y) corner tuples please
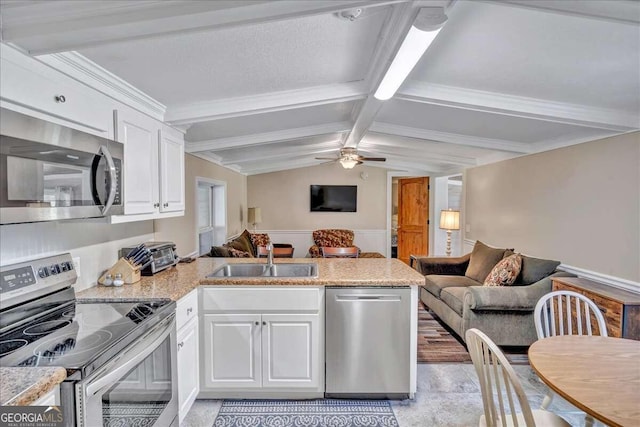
(418, 302), (529, 365)
(213, 399), (399, 427)
(418, 302), (472, 363)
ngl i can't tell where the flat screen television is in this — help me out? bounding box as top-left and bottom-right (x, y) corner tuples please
(310, 185), (357, 212)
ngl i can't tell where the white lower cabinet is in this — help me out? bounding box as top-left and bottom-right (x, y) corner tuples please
(176, 290), (199, 423)
(202, 313), (319, 390)
(199, 287), (324, 398)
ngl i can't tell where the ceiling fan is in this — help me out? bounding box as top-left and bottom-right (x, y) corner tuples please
(316, 147), (386, 169)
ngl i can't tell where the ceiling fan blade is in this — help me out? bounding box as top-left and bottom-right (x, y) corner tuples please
(359, 157), (386, 162)
(315, 157), (338, 160)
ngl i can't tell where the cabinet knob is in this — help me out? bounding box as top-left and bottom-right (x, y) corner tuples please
(55, 95), (66, 103)
(178, 341), (184, 350)
(262, 321), (266, 326)
(164, 203), (169, 208)
(154, 203), (160, 208)
(254, 321), (259, 326)
(186, 307), (193, 315)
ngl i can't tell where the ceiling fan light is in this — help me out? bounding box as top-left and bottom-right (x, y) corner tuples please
(340, 158), (359, 169)
(374, 8), (445, 101)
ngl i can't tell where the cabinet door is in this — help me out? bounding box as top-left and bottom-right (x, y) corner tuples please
(115, 108), (159, 215)
(159, 126), (185, 213)
(178, 318), (199, 423)
(261, 314), (320, 389)
(202, 314), (261, 389)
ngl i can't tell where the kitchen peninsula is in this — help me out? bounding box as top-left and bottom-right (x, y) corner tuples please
(77, 257), (423, 411)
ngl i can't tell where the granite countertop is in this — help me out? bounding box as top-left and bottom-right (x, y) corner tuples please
(0, 367), (66, 406)
(77, 257), (424, 302)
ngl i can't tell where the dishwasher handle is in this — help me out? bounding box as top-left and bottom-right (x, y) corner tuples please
(335, 294), (401, 301)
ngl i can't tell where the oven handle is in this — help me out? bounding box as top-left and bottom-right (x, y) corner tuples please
(85, 313), (175, 396)
(99, 145), (117, 215)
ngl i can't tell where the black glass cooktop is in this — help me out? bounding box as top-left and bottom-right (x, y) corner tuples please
(0, 294), (173, 377)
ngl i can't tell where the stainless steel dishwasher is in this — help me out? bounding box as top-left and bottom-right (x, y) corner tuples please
(325, 287), (411, 398)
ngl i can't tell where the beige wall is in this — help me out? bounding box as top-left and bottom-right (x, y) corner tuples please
(247, 163), (387, 230)
(154, 154), (247, 256)
(465, 132), (640, 283)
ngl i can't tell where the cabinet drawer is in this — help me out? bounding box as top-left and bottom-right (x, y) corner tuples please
(201, 287), (321, 312)
(176, 289), (198, 330)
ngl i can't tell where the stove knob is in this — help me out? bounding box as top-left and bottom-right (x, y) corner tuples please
(38, 267), (50, 278)
(66, 262), (74, 271)
(50, 264), (60, 275)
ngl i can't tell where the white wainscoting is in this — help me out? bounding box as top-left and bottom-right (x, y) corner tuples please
(463, 238), (640, 292)
(258, 229), (388, 258)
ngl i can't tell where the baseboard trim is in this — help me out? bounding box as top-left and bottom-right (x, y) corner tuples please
(557, 264), (640, 293)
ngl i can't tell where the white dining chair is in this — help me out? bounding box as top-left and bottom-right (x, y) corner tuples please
(534, 290), (608, 426)
(466, 328), (571, 427)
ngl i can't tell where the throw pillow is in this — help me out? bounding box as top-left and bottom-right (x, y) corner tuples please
(465, 241), (510, 283)
(228, 247), (251, 258)
(224, 229), (254, 256)
(484, 253), (523, 286)
(518, 255), (561, 285)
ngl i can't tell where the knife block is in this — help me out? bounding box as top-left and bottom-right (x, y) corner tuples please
(98, 257), (141, 285)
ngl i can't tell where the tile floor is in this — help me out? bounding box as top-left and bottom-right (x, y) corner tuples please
(183, 363), (595, 427)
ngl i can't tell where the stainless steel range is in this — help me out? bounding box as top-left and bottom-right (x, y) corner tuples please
(0, 253), (178, 427)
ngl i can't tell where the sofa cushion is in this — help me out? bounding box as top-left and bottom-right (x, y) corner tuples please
(465, 241), (509, 283)
(424, 274), (480, 298)
(440, 287), (468, 316)
(209, 246), (232, 257)
(518, 255), (561, 285)
(225, 229), (255, 256)
(484, 253), (522, 287)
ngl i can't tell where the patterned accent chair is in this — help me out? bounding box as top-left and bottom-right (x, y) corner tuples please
(308, 229), (361, 258)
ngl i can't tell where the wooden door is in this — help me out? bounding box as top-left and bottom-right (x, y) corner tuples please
(397, 177), (429, 265)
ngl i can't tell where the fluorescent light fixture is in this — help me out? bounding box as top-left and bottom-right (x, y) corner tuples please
(374, 8), (447, 101)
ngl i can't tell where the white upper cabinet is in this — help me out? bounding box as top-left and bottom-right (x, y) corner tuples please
(0, 44), (113, 138)
(115, 108), (160, 215)
(159, 125), (185, 213)
(112, 110), (185, 222)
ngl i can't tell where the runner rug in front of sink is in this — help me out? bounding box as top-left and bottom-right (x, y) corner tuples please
(213, 399), (399, 427)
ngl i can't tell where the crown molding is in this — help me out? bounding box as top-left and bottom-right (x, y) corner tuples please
(37, 51), (167, 121)
(398, 81), (640, 132)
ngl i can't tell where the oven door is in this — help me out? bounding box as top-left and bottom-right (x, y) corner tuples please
(77, 314), (178, 427)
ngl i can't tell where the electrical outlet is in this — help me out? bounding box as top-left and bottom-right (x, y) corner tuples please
(73, 257), (81, 278)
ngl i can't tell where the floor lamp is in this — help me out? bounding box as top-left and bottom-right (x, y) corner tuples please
(439, 209), (460, 257)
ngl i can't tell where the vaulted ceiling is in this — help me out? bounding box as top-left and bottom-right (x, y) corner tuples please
(2, 0), (638, 175)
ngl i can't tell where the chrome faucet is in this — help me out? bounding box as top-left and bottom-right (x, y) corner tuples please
(266, 242), (274, 268)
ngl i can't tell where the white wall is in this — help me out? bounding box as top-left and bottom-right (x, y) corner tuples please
(247, 163), (388, 254)
(464, 131), (640, 285)
(0, 219), (154, 291)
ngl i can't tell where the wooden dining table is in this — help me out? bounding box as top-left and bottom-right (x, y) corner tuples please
(528, 335), (640, 427)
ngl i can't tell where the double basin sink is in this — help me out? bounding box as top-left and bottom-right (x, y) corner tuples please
(208, 262), (318, 278)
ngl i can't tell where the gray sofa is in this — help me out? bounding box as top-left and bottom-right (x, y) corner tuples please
(414, 241), (573, 346)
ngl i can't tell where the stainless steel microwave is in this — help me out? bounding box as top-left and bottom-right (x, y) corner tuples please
(0, 108), (123, 224)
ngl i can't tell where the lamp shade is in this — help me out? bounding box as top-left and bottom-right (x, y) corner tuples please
(248, 207), (262, 225)
(439, 209), (460, 231)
